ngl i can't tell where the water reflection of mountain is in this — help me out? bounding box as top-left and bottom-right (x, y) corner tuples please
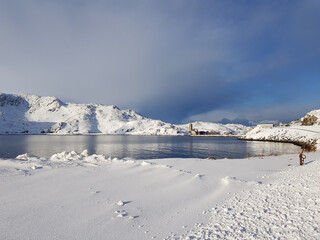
(0, 135), (301, 160)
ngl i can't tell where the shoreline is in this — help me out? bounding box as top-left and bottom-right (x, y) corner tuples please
(238, 137), (316, 151)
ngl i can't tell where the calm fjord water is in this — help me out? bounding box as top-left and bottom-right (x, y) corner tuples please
(0, 135), (301, 160)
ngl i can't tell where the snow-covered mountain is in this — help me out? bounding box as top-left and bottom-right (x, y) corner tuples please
(0, 93), (184, 135)
(0, 93), (249, 136)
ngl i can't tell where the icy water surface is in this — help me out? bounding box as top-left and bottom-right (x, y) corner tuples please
(0, 135), (301, 159)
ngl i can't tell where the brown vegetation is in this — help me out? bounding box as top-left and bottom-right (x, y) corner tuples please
(302, 114), (318, 126)
(302, 140), (317, 152)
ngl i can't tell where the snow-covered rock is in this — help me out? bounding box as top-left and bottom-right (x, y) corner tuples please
(0, 93), (249, 136)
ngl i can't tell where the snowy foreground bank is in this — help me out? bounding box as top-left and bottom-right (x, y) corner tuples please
(0, 151), (319, 239)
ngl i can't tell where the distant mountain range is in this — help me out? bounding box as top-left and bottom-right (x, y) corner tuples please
(0, 93), (249, 135)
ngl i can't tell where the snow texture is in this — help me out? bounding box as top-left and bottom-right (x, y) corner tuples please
(181, 154), (320, 240)
(1, 150), (319, 239)
(0, 93), (248, 136)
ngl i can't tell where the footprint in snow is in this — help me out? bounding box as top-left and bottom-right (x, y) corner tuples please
(115, 210), (128, 217)
(31, 166), (43, 170)
(117, 213), (128, 218)
(90, 190), (101, 195)
(194, 173), (204, 178)
(117, 200), (132, 206)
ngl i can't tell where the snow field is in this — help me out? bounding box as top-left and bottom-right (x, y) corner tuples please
(182, 152), (320, 240)
(0, 150), (315, 239)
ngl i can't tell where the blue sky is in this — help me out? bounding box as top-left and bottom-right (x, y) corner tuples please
(1, 0), (320, 124)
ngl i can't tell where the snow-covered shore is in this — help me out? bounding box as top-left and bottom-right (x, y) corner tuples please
(1, 150), (319, 239)
(241, 109), (320, 150)
(242, 125), (320, 151)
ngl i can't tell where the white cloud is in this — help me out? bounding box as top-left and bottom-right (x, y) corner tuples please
(185, 103), (320, 125)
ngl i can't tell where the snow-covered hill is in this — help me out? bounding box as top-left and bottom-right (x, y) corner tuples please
(0, 93), (184, 135)
(0, 93), (249, 136)
(178, 121), (249, 136)
(242, 109), (320, 150)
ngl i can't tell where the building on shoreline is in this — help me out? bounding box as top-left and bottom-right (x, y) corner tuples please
(188, 123), (221, 136)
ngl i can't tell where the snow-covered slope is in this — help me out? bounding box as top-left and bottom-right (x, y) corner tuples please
(242, 110), (320, 150)
(0, 93), (249, 136)
(0, 93), (184, 135)
(178, 121), (249, 136)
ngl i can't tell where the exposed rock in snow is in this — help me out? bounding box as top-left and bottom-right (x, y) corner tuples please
(0, 93), (249, 136)
(301, 109), (320, 126)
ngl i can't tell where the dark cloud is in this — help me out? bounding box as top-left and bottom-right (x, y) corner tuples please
(0, 0), (320, 123)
